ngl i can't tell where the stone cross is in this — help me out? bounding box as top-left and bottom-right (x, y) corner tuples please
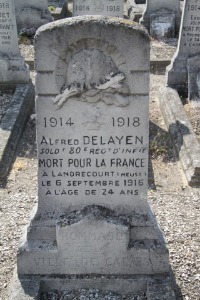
(0, 0), (29, 84)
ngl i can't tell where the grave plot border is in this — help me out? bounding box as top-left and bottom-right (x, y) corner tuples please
(158, 85), (200, 186)
(0, 82), (35, 183)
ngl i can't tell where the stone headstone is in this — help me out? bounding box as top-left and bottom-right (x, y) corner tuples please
(167, 0), (200, 95)
(15, 0), (53, 30)
(140, 0), (181, 37)
(0, 0), (29, 84)
(15, 16), (174, 298)
(73, 0), (124, 17)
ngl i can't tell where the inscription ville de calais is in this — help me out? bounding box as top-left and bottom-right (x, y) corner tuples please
(37, 99), (148, 202)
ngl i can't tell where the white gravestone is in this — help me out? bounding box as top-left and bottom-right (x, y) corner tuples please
(17, 17), (170, 284)
(167, 0), (200, 95)
(140, 0), (181, 37)
(0, 0), (29, 84)
(15, 0), (53, 30)
(73, 0), (124, 17)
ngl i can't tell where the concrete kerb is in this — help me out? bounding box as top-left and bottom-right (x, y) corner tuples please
(158, 85), (200, 186)
(0, 82), (35, 182)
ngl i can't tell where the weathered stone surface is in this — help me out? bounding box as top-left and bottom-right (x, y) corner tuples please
(73, 0), (124, 17)
(17, 16), (170, 293)
(150, 9), (175, 38)
(166, 0), (200, 94)
(140, 0), (181, 36)
(147, 278), (176, 300)
(48, 0), (67, 20)
(15, 0), (53, 30)
(0, 0), (29, 83)
(9, 268), (40, 300)
(18, 206), (169, 275)
(158, 85), (200, 186)
(9, 272), (175, 300)
(125, 0), (145, 22)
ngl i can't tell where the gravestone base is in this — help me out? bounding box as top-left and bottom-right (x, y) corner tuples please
(17, 205), (169, 276)
(0, 55), (29, 84)
(166, 58), (188, 96)
(9, 268), (176, 300)
(158, 86), (200, 186)
(139, 0), (180, 36)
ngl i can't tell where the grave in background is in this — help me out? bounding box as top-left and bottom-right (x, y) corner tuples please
(167, 0), (200, 103)
(0, 0), (29, 84)
(48, 0), (66, 7)
(0, 0), (34, 181)
(15, 0), (53, 30)
(73, 0), (123, 17)
(140, 0), (181, 38)
(10, 16), (175, 299)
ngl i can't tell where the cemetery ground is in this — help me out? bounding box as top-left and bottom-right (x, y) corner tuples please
(0, 39), (200, 300)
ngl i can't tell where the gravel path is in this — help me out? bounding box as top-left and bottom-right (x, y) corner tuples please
(0, 78), (199, 300)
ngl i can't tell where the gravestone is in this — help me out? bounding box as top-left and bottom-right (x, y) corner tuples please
(15, 0), (53, 30)
(73, 0), (123, 17)
(140, 0), (181, 38)
(0, 0), (29, 83)
(15, 16), (175, 299)
(167, 0), (200, 97)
